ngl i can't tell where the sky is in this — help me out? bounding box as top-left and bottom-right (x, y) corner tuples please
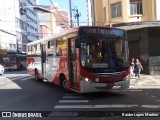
(38, 0), (88, 26)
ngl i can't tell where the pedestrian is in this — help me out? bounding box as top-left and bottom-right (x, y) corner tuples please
(135, 59), (143, 80)
(130, 58), (135, 77)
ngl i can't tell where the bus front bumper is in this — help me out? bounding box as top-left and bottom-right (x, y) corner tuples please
(80, 75), (130, 93)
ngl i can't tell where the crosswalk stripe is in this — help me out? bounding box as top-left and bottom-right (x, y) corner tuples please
(141, 105), (160, 108)
(59, 100), (89, 103)
(112, 89), (142, 92)
(7, 76), (33, 81)
(54, 104), (138, 109)
(7, 76), (27, 81)
(21, 76), (34, 81)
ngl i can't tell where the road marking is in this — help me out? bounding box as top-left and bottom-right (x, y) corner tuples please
(156, 99), (160, 102)
(21, 76), (34, 81)
(7, 76), (32, 81)
(112, 89), (142, 92)
(54, 104), (138, 109)
(59, 100), (89, 103)
(7, 76), (27, 81)
(141, 105), (160, 108)
(151, 95), (157, 98)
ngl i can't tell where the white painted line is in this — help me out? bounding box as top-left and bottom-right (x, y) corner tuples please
(59, 100), (89, 103)
(156, 99), (160, 102)
(54, 104), (138, 109)
(8, 76), (33, 81)
(113, 89), (142, 92)
(141, 105), (160, 108)
(63, 96), (89, 99)
(151, 95), (157, 98)
(8, 76), (27, 81)
(21, 76), (34, 81)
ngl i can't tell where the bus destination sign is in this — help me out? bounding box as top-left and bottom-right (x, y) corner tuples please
(80, 28), (126, 38)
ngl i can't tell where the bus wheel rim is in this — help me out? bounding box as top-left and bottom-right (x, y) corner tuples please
(63, 79), (67, 89)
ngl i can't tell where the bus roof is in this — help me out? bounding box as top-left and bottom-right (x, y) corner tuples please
(27, 26), (125, 46)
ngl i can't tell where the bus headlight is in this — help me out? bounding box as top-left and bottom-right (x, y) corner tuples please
(80, 76), (93, 84)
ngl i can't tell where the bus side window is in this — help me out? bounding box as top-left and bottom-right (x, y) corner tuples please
(27, 46), (32, 56)
(48, 40), (56, 56)
(56, 38), (67, 56)
(31, 45), (36, 55)
(36, 44), (41, 55)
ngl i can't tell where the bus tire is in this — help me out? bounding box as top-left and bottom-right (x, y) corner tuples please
(60, 76), (68, 92)
(35, 70), (41, 82)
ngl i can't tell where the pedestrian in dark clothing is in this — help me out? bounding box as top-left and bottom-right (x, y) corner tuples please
(135, 59), (143, 80)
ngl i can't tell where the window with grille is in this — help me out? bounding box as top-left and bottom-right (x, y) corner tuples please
(111, 2), (122, 18)
(130, 0), (143, 15)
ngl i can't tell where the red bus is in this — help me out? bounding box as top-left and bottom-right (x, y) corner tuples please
(3, 52), (26, 70)
(26, 26), (130, 93)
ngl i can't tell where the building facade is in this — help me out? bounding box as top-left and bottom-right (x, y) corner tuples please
(50, 3), (70, 33)
(93, 0), (160, 75)
(39, 3), (70, 38)
(86, 0), (95, 26)
(0, 0), (40, 55)
(94, 0), (160, 26)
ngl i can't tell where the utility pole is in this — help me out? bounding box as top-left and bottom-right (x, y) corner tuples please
(73, 6), (81, 26)
(69, 0), (73, 28)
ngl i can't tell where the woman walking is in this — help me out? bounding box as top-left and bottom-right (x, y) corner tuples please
(135, 59), (143, 80)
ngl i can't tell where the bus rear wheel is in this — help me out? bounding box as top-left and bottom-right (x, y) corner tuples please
(60, 77), (68, 92)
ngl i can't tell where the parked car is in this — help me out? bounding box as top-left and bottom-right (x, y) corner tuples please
(0, 64), (4, 75)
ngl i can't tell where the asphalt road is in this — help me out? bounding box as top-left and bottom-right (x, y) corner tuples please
(0, 70), (160, 120)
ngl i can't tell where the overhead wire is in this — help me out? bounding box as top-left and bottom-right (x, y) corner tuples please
(49, 0), (70, 28)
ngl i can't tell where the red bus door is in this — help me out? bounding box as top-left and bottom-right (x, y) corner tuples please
(41, 44), (47, 79)
(68, 38), (78, 89)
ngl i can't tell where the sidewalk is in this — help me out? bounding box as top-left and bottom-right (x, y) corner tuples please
(130, 74), (160, 89)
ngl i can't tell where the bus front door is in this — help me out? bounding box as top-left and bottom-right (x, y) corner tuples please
(68, 38), (79, 90)
(41, 44), (47, 79)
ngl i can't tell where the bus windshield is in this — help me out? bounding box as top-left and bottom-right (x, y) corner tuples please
(80, 38), (128, 69)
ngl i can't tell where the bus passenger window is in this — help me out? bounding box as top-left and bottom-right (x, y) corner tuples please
(48, 40), (56, 56)
(31, 45), (36, 55)
(56, 47), (62, 56)
(27, 46), (32, 55)
(56, 38), (67, 56)
(36, 44), (41, 55)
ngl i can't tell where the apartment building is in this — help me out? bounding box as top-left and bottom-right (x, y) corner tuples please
(86, 0), (95, 26)
(94, 0), (160, 26)
(93, 0), (160, 75)
(39, 3), (70, 38)
(0, 0), (40, 54)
